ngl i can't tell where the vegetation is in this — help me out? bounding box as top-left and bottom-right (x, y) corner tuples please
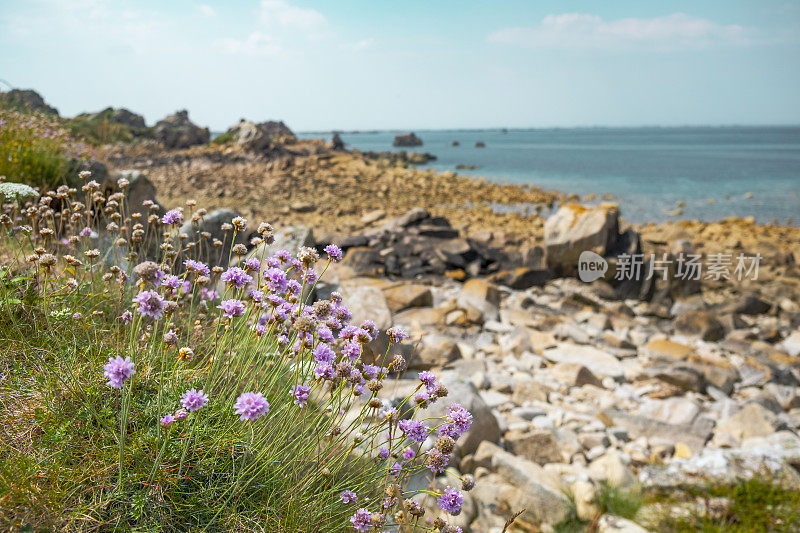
(211, 131), (235, 145)
(0, 180), (473, 531)
(650, 477), (800, 532)
(0, 104), (94, 190)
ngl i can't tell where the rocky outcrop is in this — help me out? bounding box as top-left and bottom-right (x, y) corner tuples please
(393, 132), (422, 147)
(224, 119), (295, 152)
(77, 107), (147, 129)
(336, 209), (506, 279)
(544, 203), (624, 270)
(154, 110), (210, 149)
(0, 89), (59, 115)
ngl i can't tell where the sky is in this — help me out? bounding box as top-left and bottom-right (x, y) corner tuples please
(1, 0), (799, 131)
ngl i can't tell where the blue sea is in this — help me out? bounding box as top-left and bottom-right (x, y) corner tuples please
(297, 127), (800, 225)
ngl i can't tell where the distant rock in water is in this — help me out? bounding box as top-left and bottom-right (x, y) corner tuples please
(0, 88), (59, 115)
(328, 132), (345, 150)
(77, 107), (146, 129)
(393, 132), (423, 147)
(456, 164), (479, 170)
(222, 119), (295, 152)
(452, 140), (460, 146)
(154, 110), (210, 149)
(475, 141), (486, 148)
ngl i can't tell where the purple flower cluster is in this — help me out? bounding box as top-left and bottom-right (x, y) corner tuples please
(340, 490), (358, 504)
(292, 383), (311, 408)
(161, 209), (183, 225)
(324, 243), (343, 262)
(184, 259), (210, 277)
(218, 299), (245, 318)
(133, 290), (166, 319)
(439, 403), (473, 440)
(437, 486), (463, 515)
(234, 391), (270, 421)
(181, 388), (209, 411)
(221, 267), (253, 289)
(399, 419), (429, 443)
(103, 356), (135, 389)
(349, 508), (371, 532)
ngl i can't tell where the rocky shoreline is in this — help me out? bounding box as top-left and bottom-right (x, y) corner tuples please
(5, 89), (800, 530)
(95, 146), (800, 531)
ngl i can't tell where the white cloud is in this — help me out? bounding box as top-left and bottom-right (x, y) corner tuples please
(198, 4), (216, 18)
(214, 31), (282, 55)
(259, 0), (326, 32)
(487, 13), (749, 50)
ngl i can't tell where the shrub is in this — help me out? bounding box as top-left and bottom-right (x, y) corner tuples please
(0, 180), (474, 531)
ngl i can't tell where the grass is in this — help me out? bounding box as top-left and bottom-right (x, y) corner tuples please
(650, 477), (800, 532)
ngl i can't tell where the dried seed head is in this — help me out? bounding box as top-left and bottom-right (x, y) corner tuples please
(39, 254), (56, 267)
(435, 435), (455, 454)
(232, 243), (247, 256)
(368, 398), (382, 409)
(392, 354), (407, 372)
(367, 380), (383, 392)
(462, 474), (475, 491)
(297, 246), (319, 266)
(293, 315), (316, 333)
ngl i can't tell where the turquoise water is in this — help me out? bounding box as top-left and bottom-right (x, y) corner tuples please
(297, 127), (800, 225)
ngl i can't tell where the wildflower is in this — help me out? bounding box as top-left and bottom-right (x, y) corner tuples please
(184, 259), (210, 277)
(398, 419), (429, 443)
(133, 290), (166, 319)
(174, 408), (188, 420)
(292, 383), (311, 407)
(217, 299), (245, 318)
(378, 447), (390, 460)
(0, 182), (39, 200)
(243, 257), (261, 271)
(387, 326), (408, 344)
(314, 344), (335, 363)
(181, 388), (209, 411)
(264, 268), (288, 293)
(437, 487), (463, 515)
(425, 448), (449, 474)
(162, 275), (182, 289)
(362, 364), (379, 380)
(419, 370), (437, 391)
(440, 403), (472, 440)
(392, 354), (407, 372)
(163, 330), (178, 345)
(231, 216), (247, 231)
(402, 447), (415, 461)
(160, 414), (176, 428)
(316, 323), (334, 343)
(161, 209), (183, 225)
(72, 312), (83, 319)
(234, 391), (270, 421)
(201, 288), (219, 301)
(84, 249), (100, 259)
(178, 347), (194, 361)
(221, 267), (253, 289)
(103, 356), (136, 389)
(350, 508), (371, 532)
(324, 243), (343, 262)
(360, 320), (378, 339)
(120, 311), (133, 324)
(315, 362), (334, 380)
(79, 170), (92, 179)
(340, 490), (358, 504)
